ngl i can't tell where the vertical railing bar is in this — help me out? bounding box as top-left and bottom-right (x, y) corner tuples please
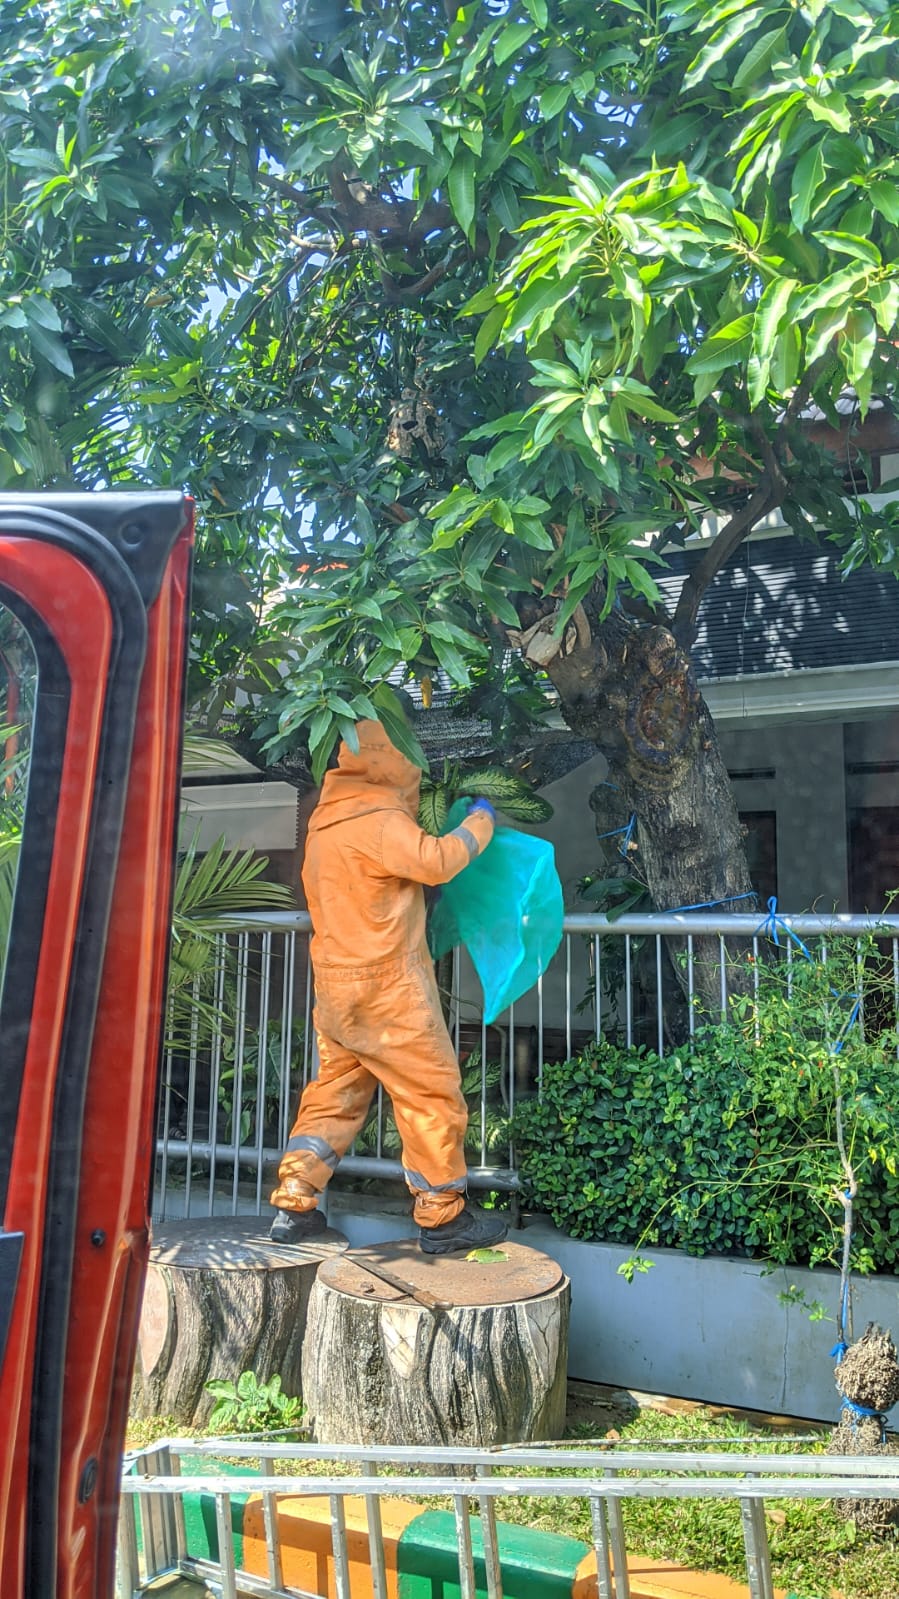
(208, 934), (227, 1216)
(141, 1446), (178, 1577)
(279, 929), (296, 1149)
(507, 999), (516, 1166)
(625, 937), (633, 1050)
(565, 933), (572, 1062)
(362, 1461), (389, 1599)
(157, 995), (175, 1223)
(374, 1081), (384, 1159)
(481, 1010), (488, 1165)
(893, 939), (899, 1060)
(255, 929), (273, 1213)
(603, 1468), (629, 1599)
(739, 1492), (774, 1599)
(183, 974), (201, 1218)
(169, 1445), (188, 1564)
(687, 935), (695, 1037)
(477, 1465), (504, 1599)
(116, 1491), (141, 1597)
(752, 935), (760, 1044)
(231, 931), (250, 1212)
(537, 973), (544, 1093)
(214, 1492), (238, 1599)
(856, 936), (866, 1040)
(259, 1455), (284, 1591)
(453, 943), (462, 1059)
(719, 933), (727, 1022)
(589, 1491), (615, 1599)
(786, 939), (793, 998)
(453, 1494), (478, 1599)
(655, 934), (664, 1059)
(594, 932), (602, 1042)
(303, 949), (314, 1087)
(330, 1495), (352, 1599)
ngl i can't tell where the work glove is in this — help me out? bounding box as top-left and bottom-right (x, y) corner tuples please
(468, 797), (496, 822)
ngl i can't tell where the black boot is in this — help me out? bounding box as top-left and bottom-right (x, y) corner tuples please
(419, 1203), (508, 1256)
(269, 1207), (327, 1245)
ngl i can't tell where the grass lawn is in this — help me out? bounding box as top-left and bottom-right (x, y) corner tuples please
(125, 1399), (899, 1599)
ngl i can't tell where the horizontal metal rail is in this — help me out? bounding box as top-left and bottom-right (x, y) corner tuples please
(223, 910), (899, 937)
(119, 1438), (899, 1599)
(154, 908), (899, 1220)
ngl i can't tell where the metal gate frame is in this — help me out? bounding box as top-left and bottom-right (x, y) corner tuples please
(119, 1436), (899, 1599)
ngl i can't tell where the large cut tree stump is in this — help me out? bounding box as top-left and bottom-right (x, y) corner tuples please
(302, 1240), (569, 1446)
(131, 1215), (347, 1426)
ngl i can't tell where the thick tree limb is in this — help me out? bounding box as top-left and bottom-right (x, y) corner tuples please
(327, 162), (453, 244)
(671, 474), (782, 647)
(379, 258), (452, 302)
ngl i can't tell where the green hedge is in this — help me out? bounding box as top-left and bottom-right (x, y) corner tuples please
(514, 955), (899, 1274)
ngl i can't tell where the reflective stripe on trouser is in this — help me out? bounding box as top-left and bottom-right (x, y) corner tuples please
(270, 951), (468, 1228)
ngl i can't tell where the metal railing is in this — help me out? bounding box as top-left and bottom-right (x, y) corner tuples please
(154, 910), (899, 1220)
(119, 1435), (899, 1599)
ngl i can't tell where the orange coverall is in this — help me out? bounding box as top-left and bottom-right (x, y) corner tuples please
(270, 720), (494, 1228)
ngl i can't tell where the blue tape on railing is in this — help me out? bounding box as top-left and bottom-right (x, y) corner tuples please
(666, 892), (756, 914)
(758, 896), (816, 963)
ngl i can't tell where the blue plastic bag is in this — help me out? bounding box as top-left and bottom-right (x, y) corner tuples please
(428, 801), (564, 1023)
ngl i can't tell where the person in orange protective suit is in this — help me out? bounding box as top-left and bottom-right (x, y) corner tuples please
(269, 719), (508, 1255)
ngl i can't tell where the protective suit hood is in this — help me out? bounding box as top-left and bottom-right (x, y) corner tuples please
(308, 718), (422, 831)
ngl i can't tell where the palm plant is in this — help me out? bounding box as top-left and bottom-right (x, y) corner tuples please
(418, 762), (553, 835)
(166, 829), (295, 1053)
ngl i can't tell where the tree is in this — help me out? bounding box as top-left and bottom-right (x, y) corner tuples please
(3, 0), (899, 998)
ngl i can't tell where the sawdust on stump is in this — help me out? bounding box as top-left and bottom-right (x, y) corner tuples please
(827, 1323), (899, 1535)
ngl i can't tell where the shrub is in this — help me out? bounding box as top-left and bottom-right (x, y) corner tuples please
(514, 949), (899, 1274)
(204, 1371), (307, 1434)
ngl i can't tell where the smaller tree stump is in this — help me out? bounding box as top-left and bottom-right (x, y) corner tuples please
(130, 1215), (347, 1427)
(302, 1240), (570, 1446)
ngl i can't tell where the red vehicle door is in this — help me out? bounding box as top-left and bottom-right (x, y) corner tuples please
(0, 492), (193, 1598)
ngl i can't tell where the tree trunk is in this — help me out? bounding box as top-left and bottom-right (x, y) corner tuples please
(302, 1240), (569, 1446)
(130, 1215), (347, 1426)
(546, 607), (756, 1015)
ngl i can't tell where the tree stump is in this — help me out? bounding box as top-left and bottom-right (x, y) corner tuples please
(302, 1240), (569, 1446)
(130, 1215), (347, 1426)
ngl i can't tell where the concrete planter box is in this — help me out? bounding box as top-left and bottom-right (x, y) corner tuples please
(326, 1196), (899, 1422)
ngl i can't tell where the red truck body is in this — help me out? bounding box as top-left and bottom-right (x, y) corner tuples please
(0, 493), (193, 1597)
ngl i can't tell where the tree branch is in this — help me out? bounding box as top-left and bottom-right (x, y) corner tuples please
(379, 257), (452, 302)
(618, 589), (672, 627)
(672, 412), (789, 648)
(671, 477), (781, 647)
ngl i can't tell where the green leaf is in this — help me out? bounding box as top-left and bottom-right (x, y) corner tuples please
(814, 231), (882, 267)
(522, 0), (548, 24)
(684, 315), (754, 377)
(25, 320), (73, 378)
(790, 143), (826, 230)
(684, 8), (766, 88)
(748, 278), (798, 406)
(447, 147), (477, 241)
(474, 302), (507, 366)
(23, 295), (62, 332)
(868, 179), (899, 226)
(392, 106), (434, 153)
(371, 683), (428, 773)
(538, 82), (572, 121)
(732, 24), (788, 91)
(466, 1247), (509, 1262)
(494, 22), (536, 66)
(868, 279), (899, 336)
(840, 307), (877, 399)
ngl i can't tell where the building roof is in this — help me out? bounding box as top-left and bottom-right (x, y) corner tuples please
(655, 534), (899, 680)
